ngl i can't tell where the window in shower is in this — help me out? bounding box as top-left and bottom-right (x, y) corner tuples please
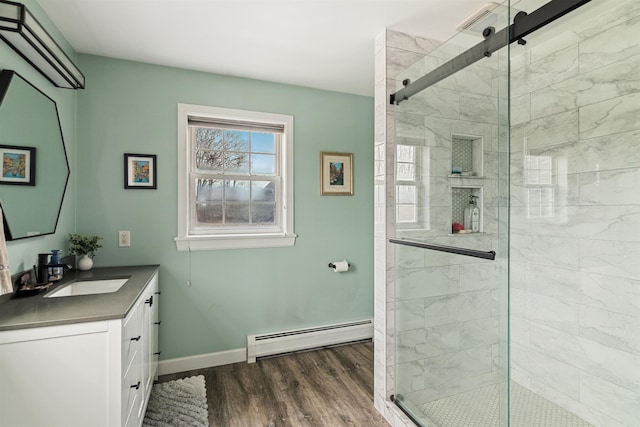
(524, 154), (554, 218)
(396, 144), (418, 224)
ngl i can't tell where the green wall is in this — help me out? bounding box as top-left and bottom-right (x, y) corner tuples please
(0, 0), (77, 278)
(76, 55), (374, 359)
(0, 2), (374, 362)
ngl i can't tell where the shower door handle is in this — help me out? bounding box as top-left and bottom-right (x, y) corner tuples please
(389, 238), (496, 260)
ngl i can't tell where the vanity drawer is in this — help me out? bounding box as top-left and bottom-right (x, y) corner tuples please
(122, 298), (143, 377)
(122, 352), (142, 427)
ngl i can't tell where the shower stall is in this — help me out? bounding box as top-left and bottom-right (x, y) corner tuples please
(373, 0), (640, 426)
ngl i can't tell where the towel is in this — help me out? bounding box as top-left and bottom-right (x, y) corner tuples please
(0, 208), (12, 296)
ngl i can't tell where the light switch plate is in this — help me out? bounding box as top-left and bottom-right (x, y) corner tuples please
(118, 230), (131, 247)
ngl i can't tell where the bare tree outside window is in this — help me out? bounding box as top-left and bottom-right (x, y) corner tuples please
(195, 128), (249, 172)
(193, 126), (276, 226)
(177, 104), (295, 250)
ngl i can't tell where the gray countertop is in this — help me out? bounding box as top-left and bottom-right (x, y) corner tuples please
(0, 265), (160, 331)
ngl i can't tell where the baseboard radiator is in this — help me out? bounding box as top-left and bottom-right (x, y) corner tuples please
(247, 319), (373, 363)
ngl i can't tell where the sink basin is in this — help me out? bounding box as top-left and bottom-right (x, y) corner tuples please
(45, 278), (129, 298)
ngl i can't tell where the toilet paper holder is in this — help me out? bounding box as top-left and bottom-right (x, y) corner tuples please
(328, 262), (351, 269)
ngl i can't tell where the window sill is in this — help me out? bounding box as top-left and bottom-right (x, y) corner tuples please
(175, 233), (297, 251)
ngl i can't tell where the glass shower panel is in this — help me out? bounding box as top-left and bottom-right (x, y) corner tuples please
(392, 3), (511, 424)
(394, 246), (507, 426)
(509, 0), (640, 425)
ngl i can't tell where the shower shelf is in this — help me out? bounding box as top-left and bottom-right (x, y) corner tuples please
(452, 186), (483, 234)
(451, 133), (483, 178)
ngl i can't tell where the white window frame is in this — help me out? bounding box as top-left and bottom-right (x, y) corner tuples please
(395, 144), (420, 227)
(175, 103), (296, 251)
(394, 143), (432, 231)
(524, 154), (554, 219)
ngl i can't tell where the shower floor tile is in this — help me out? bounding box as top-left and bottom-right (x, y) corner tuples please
(418, 382), (594, 427)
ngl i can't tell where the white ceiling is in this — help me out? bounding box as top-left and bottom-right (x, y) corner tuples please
(37, 0), (492, 96)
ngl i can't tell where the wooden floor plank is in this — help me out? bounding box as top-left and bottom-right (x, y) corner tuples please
(156, 342), (389, 427)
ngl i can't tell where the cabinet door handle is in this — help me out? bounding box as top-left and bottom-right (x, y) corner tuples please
(131, 336), (141, 341)
(154, 321), (162, 325)
(131, 381), (141, 390)
(145, 295), (153, 307)
(154, 291), (161, 295)
(154, 352), (161, 356)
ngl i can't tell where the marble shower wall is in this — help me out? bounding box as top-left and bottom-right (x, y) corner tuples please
(509, 1), (640, 426)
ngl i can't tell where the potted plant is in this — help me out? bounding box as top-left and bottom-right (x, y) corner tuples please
(68, 233), (103, 271)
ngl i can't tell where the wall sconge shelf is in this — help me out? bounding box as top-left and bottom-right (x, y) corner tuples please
(0, 0), (84, 89)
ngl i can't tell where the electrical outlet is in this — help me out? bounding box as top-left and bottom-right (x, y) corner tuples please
(118, 230), (131, 247)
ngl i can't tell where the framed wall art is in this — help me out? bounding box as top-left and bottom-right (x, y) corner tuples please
(124, 153), (157, 189)
(320, 152), (353, 196)
(0, 145), (35, 186)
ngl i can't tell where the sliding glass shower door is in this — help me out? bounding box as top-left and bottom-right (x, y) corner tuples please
(509, 0), (640, 425)
(390, 7), (511, 424)
(390, 0), (640, 425)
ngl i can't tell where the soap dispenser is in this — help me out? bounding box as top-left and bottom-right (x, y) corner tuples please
(37, 253), (50, 284)
(470, 195), (480, 232)
(48, 249), (63, 282)
(464, 195), (480, 233)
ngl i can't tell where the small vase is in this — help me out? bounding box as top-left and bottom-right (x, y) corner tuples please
(78, 254), (93, 271)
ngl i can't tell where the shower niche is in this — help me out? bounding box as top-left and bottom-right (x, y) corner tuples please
(450, 133), (483, 178)
(451, 186), (483, 234)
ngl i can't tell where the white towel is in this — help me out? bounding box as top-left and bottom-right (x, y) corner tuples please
(0, 208), (12, 296)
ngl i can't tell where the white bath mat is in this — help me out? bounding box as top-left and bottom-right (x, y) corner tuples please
(143, 375), (209, 427)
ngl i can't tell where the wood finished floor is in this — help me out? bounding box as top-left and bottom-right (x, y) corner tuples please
(157, 341), (389, 427)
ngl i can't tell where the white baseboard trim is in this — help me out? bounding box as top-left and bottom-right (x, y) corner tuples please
(158, 347), (246, 376)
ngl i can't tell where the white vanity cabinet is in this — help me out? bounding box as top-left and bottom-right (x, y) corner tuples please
(0, 271), (159, 427)
(122, 272), (160, 427)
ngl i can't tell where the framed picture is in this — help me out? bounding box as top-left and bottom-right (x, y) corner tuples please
(124, 153), (157, 189)
(0, 145), (35, 186)
(320, 152), (353, 195)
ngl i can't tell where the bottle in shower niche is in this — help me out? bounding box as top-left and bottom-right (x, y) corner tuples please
(464, 202), (471, 231)
(464, 195), (480, 233)
(48, 249), (63, 282)
(471, 197), (480, 232)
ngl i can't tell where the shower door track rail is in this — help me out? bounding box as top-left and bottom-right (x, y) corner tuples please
(390, 396), (426, 427)
(390, 0), (592, 105)
(389, 238), (496, 260)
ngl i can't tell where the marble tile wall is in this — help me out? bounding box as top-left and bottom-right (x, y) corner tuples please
(374, 29), (423, 426)
(510, 1), (640, 425)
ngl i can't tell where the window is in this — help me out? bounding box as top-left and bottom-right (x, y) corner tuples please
(525, 154), (554, 219)
(175, 104), (295, 250)
(396, 144), (418, 224)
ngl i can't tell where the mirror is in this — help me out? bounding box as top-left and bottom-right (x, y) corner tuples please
(0, 70), (70, 240)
